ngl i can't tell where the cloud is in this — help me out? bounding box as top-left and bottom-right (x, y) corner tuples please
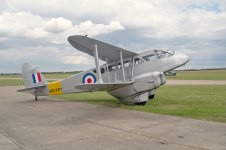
(77, 21), (124, 36)
(0, 11), (124, 40)
(0, 0), (226, 73)
(62, 53), (94, 65)
(0, 45), (96, 73)
(45, 17), (73, 33)
(0, 11), (46, 38)
(3, 0), (226, 40)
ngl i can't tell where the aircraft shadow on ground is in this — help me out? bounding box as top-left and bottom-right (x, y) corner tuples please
(17, 96), (122, 107)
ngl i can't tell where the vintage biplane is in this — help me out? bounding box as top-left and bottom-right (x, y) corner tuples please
(18, 35), (189, 105)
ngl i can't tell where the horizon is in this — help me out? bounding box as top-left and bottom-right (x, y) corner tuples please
(1, 67), (226, 75)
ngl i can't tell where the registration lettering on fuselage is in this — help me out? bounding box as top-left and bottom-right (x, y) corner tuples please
(48, 81), (63, 95)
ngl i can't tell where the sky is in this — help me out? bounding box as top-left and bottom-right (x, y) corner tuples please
(0, 0), (226, 73)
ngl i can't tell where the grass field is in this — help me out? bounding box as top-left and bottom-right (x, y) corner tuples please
(0, 74), (22, 78)
(0, 79), (56, 86)
(167, 70), (226, 80)
(54, 85), (226, 123)
(0, 74), (73, 86)
(0, 79), (23, 86)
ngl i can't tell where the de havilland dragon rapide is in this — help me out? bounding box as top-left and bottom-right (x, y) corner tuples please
(18, 35), (189, 105)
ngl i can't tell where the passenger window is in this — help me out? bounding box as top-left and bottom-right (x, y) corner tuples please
(93, 68), (105, 74)
(108, 65), (116, 71)
(134, 58), (143, 65)
(112, 65), (116, 70)
(124, 61), (130, 67)
(117, 61), (130, 69)
(142, 54), (156, 61)
(101, 68), (105, 74)
(118, 63), (121, 69)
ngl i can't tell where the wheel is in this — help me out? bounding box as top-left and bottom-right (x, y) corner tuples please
(149, 94), (155, 99)
(135, 101), (146, 106)
(35, 96), (38, 101)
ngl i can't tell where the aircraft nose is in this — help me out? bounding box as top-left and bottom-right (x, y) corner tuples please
(175, 53), (190, 65)
(180, 54), (189, 63)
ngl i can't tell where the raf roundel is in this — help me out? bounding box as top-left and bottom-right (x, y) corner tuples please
(82, 73), (97, 84)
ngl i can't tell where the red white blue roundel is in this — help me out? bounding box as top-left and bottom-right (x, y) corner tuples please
(82, 73), (97, 84)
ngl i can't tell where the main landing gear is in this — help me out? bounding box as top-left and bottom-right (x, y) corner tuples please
(135, 101), (146, 106)
(149, 94), (155, 99)
(35, 96), (38, 101)
(135, 94), (156, 106)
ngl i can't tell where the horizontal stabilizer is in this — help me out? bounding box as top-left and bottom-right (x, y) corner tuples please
(17, 85), (46, 92)
(75, 82), (132, 92)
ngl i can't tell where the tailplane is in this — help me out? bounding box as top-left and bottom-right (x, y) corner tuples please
(18, 63), (48, 101)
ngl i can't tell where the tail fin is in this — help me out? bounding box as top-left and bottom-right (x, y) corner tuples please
(21, 63), (48, 88)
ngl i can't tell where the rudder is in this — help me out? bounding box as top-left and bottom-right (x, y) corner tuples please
(22, 63), (48, 88)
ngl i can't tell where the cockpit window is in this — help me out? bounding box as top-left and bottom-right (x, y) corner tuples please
(142, 54), (157, 61)
(154, 50), (173, 58)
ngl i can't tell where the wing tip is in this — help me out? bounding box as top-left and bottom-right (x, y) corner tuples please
(67, 35), (88, 42)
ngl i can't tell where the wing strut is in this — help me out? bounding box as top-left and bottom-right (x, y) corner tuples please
(120, 51), (126, 82)
(94, 44), (103, 83)
(114, 61), (118, 82)
(131, 56), (135, 78)
(106, 58), (110, 83)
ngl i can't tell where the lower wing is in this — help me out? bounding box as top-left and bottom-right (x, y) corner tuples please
(75, 82), (132, 92)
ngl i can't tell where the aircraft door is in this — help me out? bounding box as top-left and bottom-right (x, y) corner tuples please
(124, 59), (132, 80)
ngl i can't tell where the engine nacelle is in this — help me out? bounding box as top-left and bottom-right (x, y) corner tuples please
(108, 72), (166, 104)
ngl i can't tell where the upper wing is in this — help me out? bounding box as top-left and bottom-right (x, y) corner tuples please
(68, 35), (138, 62)
(75, 82), (132, 92)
